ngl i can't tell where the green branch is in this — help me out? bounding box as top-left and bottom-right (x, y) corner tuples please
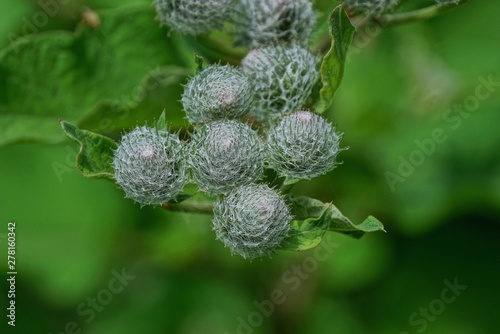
(377, 1), (469, 26)
(162, 200), (215, 215)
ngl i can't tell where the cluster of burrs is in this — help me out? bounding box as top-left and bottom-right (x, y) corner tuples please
(112, 0), (342, 259)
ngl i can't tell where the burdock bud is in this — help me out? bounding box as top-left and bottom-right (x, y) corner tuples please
(241, 44), (318, 123)
(182, 64), (252, 124)
(343, 0), (400, 16)
(113, 126), (187, 206)
(235, 0), (316, 48)
(212, 184), (292, 259)
(266, 110), (341, 179)
(188, 120), (263, 194)
(154, 0), (236, 35)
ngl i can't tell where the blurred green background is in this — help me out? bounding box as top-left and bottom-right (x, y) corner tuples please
(1, 0), (499, 333)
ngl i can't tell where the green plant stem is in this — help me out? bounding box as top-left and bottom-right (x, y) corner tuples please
(162, 201), (214, 215)
(317, 1), (467, 54)
(377, 1), (468, 26)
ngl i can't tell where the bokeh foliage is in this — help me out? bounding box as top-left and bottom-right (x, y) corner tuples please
(0, 0), (499, 333)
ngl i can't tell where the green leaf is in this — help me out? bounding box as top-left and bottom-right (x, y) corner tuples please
(156, 110), (168, 132)
(315, 5), (356, 114)
(0, 4), (194, 147)
(281, 206), (329, 251)
(289, 196), (326, 220)
(194, 53), (206, 73)
(281, 196), (329, 251)
(281, 196), (385, 251)
(60, 121), (117, 180)
(78, 65), (191, 133)
(326, 205), (386, 239)
(283, 177), (300, 186)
